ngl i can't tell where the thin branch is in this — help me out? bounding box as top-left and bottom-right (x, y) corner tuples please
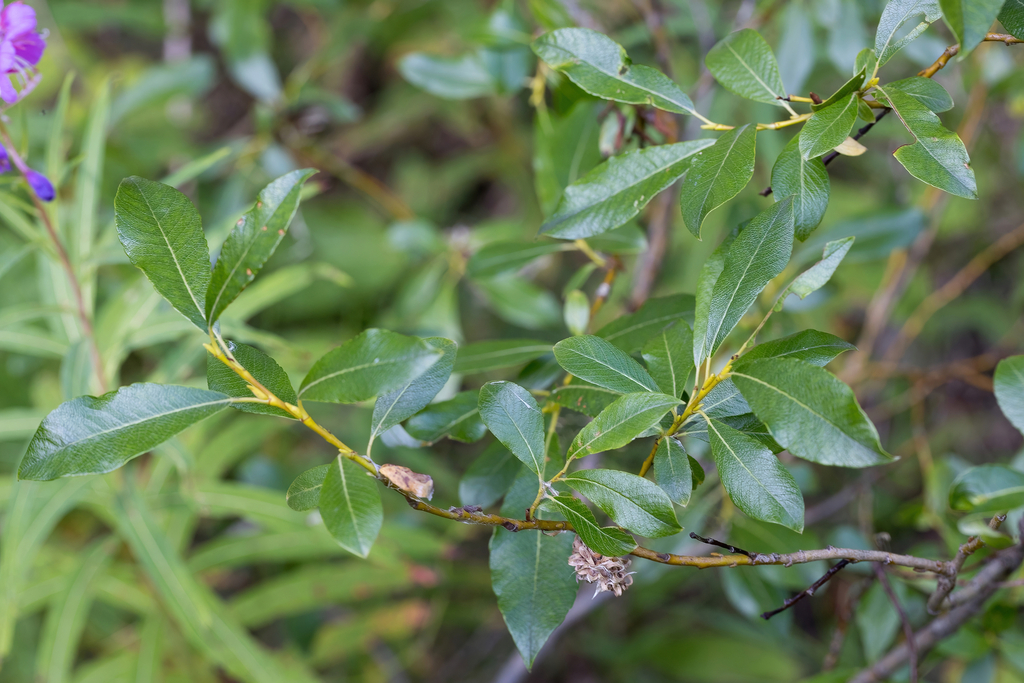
(927, 514), (1006, 613)
(688, 532), (756, 558)
(874, 563), (918, 683)
(850, 530), (1024, 683)
(918, 33), (1024, 79)
(761, 559), (850, 620)
(0, 122), (106, 393)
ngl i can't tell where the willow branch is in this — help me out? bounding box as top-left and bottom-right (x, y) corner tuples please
(850, 531), (1024, 683)
(761, 559), (850, 619)
(918, 33), (1024, 79)
(927, 514), (1006, 613)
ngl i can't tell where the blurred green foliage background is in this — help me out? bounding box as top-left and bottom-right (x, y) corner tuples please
(2, 0), (1024, 681)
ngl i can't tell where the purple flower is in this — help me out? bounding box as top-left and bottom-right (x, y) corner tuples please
(25, 168), (52, 201)
(0, 2), (46, 105)
(0, 143), (8, 174)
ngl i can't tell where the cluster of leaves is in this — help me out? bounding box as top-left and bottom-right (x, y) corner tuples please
(4, 0), (1024, 680)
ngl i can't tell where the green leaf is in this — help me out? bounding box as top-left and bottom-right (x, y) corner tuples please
(298, 328), (443, 404)
(1000, 0), (1024, 39)
(876, 84), (978, 199)
(19, 383), (231, 481)
(564, 289), (590, 336)
(875, 0), (943, 66)
(731, 357), (892, 467)
(405, 390), (487, 443)
(771, 136), (830, 240)
(882, 76), (953, 113)
(539, 141), (714, 239)
(705, 29), (788, 106)
(941, 0), (1004, 57)
(799, 94), (858, 160)
(467, 241), (567, 278)
(949, 465), (1024, 512)
(692, 226), (737, 366)
(738, 330), (855, 368)
(694, 198), (795, 365)
(459, 441), (523, 508)
(478, 381), (546, 475)
(207, 341), (297, 418)
(588, 223), (648, 254)
(568, 392), (681, 460)
(564, 468), (681, 538)
(489, 511), (576, 669)
(114, 177), (211, 330)
(596, 294), (696, 353)
(855, 48), (878, 78)
(286, 464), (330, 512)
(206, 169), (316, 324)
(319, 456), (384, 558)
(549, 381), (623, 417)
(546, 495), (637, 556)
(680, 412), (784, 454)
(477, 275), (561, 330)
(707, 418), (804, 532)
(532, 28), (696, 115)
(680, 124), (757, 239)
(812, 69), (867, 113)
(654, 436), (693, 505)
(995, 356), (1024, 435)
(454, 339), (552, 374)
(642, 322), (696, 399)
(370, 337), (456, 444)
(777, 237), (855, 306)
(398, 52), (496, 99)
(554, 335), (660, 394)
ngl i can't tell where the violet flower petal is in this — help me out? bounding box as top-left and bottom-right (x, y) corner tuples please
(12, 31), (44, 66)
(0, 144), (9, 174)
(26, 168), (53, 201)
(1, 3), (37, 37)
(0, 75), (17, 104)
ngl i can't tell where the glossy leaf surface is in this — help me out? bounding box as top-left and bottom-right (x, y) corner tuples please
(532, 28), (696, 115)
(299, 329), (443, 404)
(114, 177), (211, 329)
(731, 358), (892, 467)
(478, 381), (546, 475)
(680, 125), (757, 238)
(319, 456), (383, 558)
(707, 418), (804, 532)
(20, 383), (231, 480)
(564, 468), (681, 538)
(567, 392), (681, 460)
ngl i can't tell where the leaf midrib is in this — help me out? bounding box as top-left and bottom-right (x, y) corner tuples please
(300, 349), (434, 397)
(134, 181), (205, 323)
(45, 397), (230, 459)
(725, 42), (782, 101)
(707, 419), (791, 522)
(559, 346), (657, 393)
(547, 42), (694, 113)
